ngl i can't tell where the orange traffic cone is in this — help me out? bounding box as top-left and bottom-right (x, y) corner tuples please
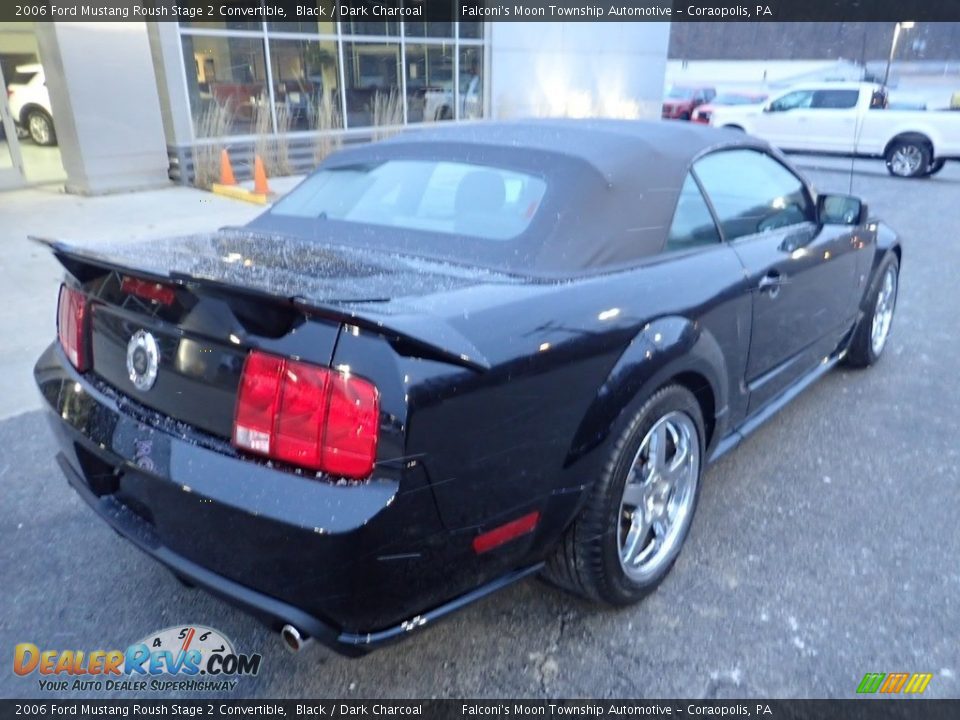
(219, 149), (237, 186)
(253, 155), (271, 196)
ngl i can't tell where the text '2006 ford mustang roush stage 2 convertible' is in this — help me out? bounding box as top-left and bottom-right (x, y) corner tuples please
(34, 120), (900, 655)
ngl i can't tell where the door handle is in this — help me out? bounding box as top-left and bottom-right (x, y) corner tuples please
(758, 271), (784, 298)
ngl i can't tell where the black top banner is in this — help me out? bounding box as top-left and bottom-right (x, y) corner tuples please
(5, 0), (960, 23)
(1, 701), (960, 720)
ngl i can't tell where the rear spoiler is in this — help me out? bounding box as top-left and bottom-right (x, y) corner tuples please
(31, 236), (490, 373)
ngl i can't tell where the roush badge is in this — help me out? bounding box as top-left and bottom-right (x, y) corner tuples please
(126, 329), (159, 391)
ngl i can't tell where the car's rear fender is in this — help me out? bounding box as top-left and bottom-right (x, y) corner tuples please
(565, 315), (730, 470)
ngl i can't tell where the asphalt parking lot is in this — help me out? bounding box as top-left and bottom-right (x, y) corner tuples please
(2, 158), (959, 700)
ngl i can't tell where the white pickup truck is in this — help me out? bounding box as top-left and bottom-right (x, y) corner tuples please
(708, 81), (960, 178)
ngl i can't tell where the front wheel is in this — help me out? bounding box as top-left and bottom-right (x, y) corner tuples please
(885, 140), (930, 178)
(543, 385), (704, 605)
(844, 254), (899, 368)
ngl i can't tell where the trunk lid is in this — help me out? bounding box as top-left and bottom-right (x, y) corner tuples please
(38, 229), (511, 438)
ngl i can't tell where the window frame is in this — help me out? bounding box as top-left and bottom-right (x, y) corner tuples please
(661, 171), (724, 256)
(689, 147), (818, 245)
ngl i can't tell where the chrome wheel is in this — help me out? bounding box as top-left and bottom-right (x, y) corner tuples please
(890, 145), (923, 177)
(28, 112), (52, 145)
(618, 411), (699, 582)
(871, 266), (898, 356)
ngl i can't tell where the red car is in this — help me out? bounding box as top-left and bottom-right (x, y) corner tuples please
(661, 86), (716, 120)
(692, 92), (769, 124)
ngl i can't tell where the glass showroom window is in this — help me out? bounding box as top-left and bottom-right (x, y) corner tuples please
(268, 1), (336, 34)
(178, 18), (486, 138)
(405, 43), (455, 123)
(459, 45), (484, 119)
(342, 41), (402, 128)
(459, 21), (484, 39)
(181, 34), (268, 136)
(342, 21), (399, 37)
(405, 21), (454, 39)
(179, 20), (261, 31)
(269, 39), (341, 132)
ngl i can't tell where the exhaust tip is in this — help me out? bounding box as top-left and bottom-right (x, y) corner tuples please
(281, 624), (309, 653)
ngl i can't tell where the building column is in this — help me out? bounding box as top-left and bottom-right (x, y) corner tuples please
(490, 22), (670, 120)
(34, 22), (169, 194)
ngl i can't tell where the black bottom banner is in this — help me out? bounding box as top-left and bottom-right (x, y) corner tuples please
(1, 700), (958, 720)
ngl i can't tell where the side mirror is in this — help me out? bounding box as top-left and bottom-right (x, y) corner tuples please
(818, 194), (866, 225)
(763, 103), (776, 113)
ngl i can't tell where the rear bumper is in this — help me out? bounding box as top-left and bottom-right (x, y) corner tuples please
(54, 450), (354, 652)
(55, 452), (540, 654)
(35, 343), (541, 655)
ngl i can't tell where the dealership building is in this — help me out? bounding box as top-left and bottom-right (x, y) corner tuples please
(0, 19), (669, 194)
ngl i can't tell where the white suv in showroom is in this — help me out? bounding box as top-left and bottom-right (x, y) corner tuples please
(7, 63), (57, 146)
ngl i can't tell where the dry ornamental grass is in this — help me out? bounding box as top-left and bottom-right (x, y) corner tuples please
(192, 101), (233, 189)
(372, 89), (404, 141)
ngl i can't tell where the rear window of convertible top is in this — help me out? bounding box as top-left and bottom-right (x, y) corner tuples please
(269, 160), (547, 242)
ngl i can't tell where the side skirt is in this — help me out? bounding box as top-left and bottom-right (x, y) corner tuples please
(337, 563), (544, 649)
(707, 350), (845, 464)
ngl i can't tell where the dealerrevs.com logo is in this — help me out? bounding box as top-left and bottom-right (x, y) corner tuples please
(13, 625), (262, 693)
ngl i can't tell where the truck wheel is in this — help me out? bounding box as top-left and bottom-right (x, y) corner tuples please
(27, 109), (57, 147)
(924, 158), (946, 176)
(885, 140), (930, 178)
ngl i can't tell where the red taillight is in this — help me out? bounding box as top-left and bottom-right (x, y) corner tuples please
(233, 351), (380, 479)
(121, 275), (176, 306)
(323, 372), (380, 478)
(233, 352), (284, 454)
(57, 284), (89, 371)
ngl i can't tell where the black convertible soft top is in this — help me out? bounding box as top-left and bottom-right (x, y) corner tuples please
(252, 118), (771, 275)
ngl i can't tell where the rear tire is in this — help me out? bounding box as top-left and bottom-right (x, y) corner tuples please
(924, 158), (946, 176)
(543, 385), (705, 605)
(885, 140), (930, 178)
(844, 254), (899, 368)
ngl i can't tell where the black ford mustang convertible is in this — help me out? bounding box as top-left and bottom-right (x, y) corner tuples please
(35, 120), (901, 655)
